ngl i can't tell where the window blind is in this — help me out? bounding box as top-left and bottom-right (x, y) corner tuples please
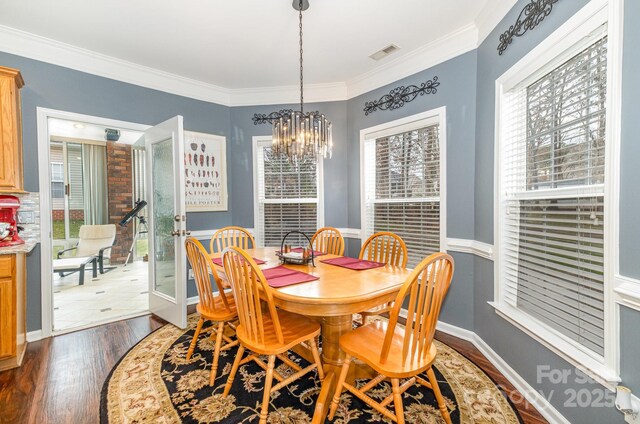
(255, 141), (319, 246)
(500, 36), (607, 356)
(364, 125), (441, 268)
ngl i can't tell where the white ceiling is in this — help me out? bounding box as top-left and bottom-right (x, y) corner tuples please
(0, 0), (501, 96)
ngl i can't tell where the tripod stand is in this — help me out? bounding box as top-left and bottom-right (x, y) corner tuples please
(124, 215), (148, 266)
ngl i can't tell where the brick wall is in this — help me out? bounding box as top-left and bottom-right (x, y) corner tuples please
(106, 142), (133, 264)
(52, 209), (84, 221)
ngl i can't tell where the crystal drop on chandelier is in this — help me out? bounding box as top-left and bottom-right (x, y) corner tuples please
(271, 0), (332, 162)
(272, 111), (332, 162)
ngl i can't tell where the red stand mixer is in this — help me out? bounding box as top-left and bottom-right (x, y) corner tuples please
(0, 195), (24, 247)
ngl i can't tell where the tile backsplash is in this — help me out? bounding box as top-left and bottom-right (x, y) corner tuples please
(15, 192), (40, 244)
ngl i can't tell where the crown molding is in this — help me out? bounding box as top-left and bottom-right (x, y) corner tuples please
(346, 24), (478, 99)
(1, 19), (493, 106)
(475, 0), (518, 44)
(0, 25), (234, 106)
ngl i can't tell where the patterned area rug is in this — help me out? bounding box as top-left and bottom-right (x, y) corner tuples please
(101, 314), (522, 423)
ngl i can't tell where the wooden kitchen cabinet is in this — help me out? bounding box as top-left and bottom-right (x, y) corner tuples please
(0, 253), (26, 371)
(0, 66), (25, 193)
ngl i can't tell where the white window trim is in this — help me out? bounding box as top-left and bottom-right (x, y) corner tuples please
(252, 135), (324, 247)
(492, 0), (623, 387)
(359, 107), (448, 259)
(51, 162), (64, 182)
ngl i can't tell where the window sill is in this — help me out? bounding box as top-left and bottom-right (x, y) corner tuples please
(489, 301), (620, 389)
(614, 275), (640, 312)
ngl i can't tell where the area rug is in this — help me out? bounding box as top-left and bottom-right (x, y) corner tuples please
(101, 314), (522, 423)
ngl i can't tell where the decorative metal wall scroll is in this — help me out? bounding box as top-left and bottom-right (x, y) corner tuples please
(497, 0), (559, 55)
(363, 77), (440, 116)
(252, 109), (320, 125)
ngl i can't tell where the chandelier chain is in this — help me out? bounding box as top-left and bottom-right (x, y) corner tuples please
(299, 0), (304, 114)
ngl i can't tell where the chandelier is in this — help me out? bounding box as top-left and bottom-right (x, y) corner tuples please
(272, 0), (332, 162)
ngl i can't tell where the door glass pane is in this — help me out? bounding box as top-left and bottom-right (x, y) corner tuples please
(152, 138), (176, 298)
(66, 143), (85, 239)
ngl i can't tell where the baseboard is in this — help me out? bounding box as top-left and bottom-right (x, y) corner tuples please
(435, 320), (476, 342)
(27, 330), (44, 342)
(401, 309), (570, 424)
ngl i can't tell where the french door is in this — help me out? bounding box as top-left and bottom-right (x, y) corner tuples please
(145, 116), (188, 328)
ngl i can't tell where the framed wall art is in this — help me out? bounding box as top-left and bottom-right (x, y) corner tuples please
(184, 131), (227, 212)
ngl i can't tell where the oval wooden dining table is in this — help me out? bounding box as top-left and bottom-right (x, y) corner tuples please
(211, 246), (412, 421)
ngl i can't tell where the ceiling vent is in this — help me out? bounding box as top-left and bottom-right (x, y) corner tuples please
(369, 44), (400, 61)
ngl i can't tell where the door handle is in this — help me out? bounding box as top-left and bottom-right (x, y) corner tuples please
(171, 230), (180, 236)
(183, 230), (192, 236)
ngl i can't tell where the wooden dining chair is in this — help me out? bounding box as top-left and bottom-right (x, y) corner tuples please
(221, 246), (325, 424)
(184, 238), (239, 385)
(311, 227), (345, 256)
(328, 252), (455, 424)
(358, 232), (408, 325)
(210, 226), (256, 254)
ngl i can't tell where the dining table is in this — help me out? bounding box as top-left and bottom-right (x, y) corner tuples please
(211, 246), (413, 421)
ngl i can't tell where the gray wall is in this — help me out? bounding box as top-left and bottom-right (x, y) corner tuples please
(473, 0), (637, 422)
(229, 101), (349, 230)
(0, 51), (232, 325)
(345, 51), (479, 331)
(2, 1), (639, 421)
(618, 0), (640, 398)
(620, 306), (640, 394)
(618, 0), (640, 278)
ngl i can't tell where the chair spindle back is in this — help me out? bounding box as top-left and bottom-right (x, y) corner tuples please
(222, 246), (284, 345)
(311, 227), (345, 256)
(210, 226), (256, 254)
(381, 252), (454, 367)
(359, 232), (408, 268)
(185, 237), (231, 312)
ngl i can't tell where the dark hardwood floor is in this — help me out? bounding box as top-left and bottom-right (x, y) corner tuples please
(0, 314), (166, 424)
(0, 314), (547, 424)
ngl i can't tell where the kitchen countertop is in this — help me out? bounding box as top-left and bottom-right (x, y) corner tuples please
(0, 241), (37, 255)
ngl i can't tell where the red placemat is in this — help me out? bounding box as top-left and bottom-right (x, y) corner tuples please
(211, 257), (266, 267)
(320, 256), (386, 271)
(262, 266), (319, 288)
(276, 247), (327, 257)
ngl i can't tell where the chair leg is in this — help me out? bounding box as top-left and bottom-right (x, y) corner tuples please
(186, 317), (204, 361)
(328, 354), (352, 420)
(209, 321), (225, 386)
(78, 264), (86, 285)
(223, 345), (245, 397)
(391, 378), (405, 424)
(427, 367), (451, 424)
(259, 355), (276, 424)
(309, 336), (324, 382)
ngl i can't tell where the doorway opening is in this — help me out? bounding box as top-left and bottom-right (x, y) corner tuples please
(47, 117), (149, 332)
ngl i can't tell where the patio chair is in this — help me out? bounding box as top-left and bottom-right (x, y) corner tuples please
(57, 224), (117, 274)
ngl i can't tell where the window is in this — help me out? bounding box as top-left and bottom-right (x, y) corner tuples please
(495, 3), (620, 383)
(51, 162), (64, 199)
(253, 137), (322, 246)
(362, 109), (446, 268)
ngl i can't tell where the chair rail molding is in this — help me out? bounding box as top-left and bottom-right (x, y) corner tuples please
(614, 275), (640, 312)
(335, 228), (362, 239)
(446, 238), (494, 261)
